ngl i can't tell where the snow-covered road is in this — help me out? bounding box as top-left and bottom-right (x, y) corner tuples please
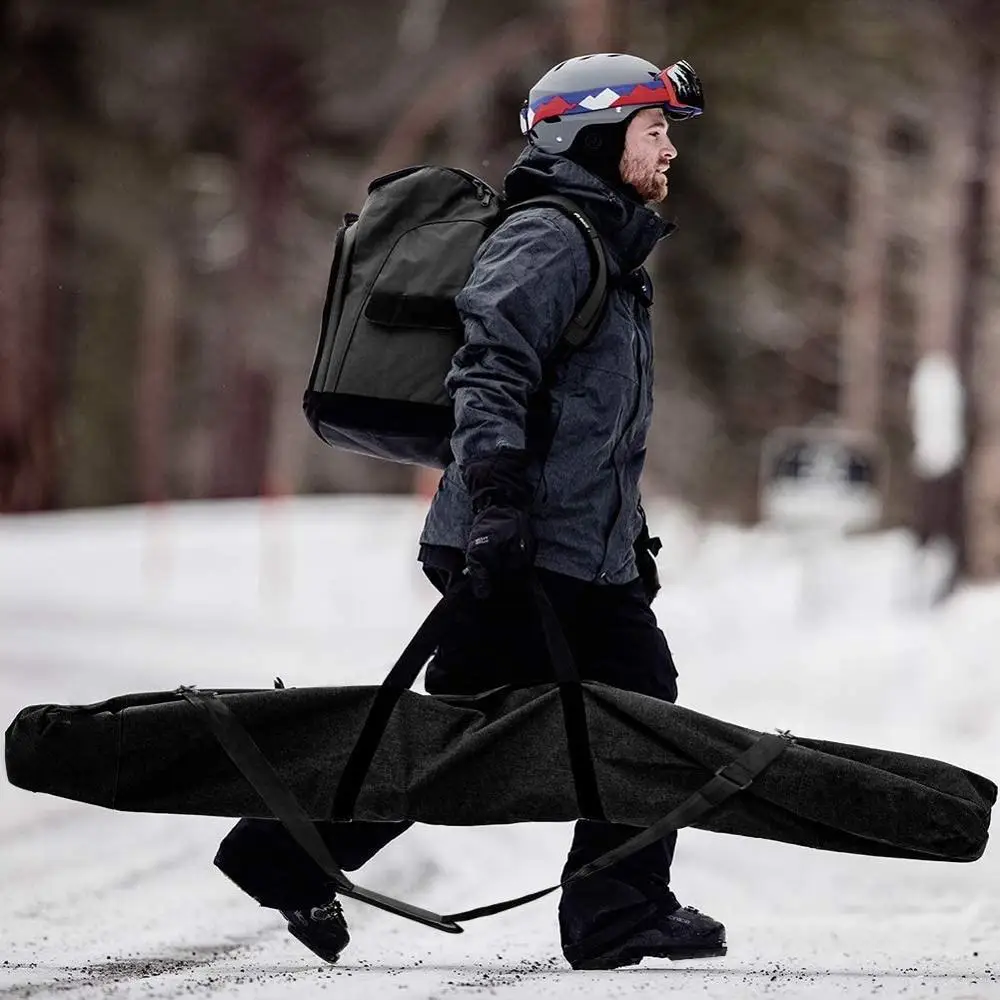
(2, 499), (997, 998)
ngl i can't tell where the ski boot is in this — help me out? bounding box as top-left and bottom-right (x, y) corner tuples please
(280, 897), (350, 964)
(564, 901), (726, 970)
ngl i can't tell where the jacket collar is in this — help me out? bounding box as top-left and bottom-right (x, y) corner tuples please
(502, 146), (676, 277)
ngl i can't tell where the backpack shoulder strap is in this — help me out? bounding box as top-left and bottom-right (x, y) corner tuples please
(504, 195), (609, 353)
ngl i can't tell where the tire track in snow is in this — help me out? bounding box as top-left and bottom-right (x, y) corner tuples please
(0, 831), (455, 998)
(0, 928), (284, 999)
(0, 805), (85, 850)
(10, 848), (195, 920)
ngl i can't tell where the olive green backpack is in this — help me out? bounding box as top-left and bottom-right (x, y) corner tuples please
(304, 165), (608, 468)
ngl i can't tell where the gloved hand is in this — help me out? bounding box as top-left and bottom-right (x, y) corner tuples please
(463, 449), (536, 599)
(634, 507), (662, 603)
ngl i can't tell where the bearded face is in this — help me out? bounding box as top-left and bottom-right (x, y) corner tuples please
(619, 108), (677, 204)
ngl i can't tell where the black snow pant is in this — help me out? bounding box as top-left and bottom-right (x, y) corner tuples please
(214, 567), (681, 939)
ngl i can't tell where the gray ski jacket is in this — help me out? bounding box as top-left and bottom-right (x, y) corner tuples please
(419, 147), (675, 584)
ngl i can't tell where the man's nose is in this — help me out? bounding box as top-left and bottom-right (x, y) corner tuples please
(662, 138), (678, 161)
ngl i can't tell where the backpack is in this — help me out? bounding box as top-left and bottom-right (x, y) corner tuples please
(303, 165), (608, 469)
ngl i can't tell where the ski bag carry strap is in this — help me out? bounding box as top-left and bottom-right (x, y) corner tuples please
(178, 685), (464, 934)
(333, 576), (606, 824)
(530, 577), (605, 821)
(330, 588), (463, 820)
(178, 681), (791, 931)
(443, 731), (792, 923)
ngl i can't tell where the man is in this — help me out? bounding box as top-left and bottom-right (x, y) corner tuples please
(214, 52), (725, 971)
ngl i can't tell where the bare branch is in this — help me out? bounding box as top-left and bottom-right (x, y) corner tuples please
(365, 14), (560, 186)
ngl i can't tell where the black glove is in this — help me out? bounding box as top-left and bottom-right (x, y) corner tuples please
(634, 509), (663, 603)
(463, 449), (536, 599)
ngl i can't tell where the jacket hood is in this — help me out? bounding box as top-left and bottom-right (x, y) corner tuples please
(502, 145), (676, 275)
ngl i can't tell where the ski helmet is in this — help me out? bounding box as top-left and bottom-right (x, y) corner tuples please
(520, 53), (704, 155)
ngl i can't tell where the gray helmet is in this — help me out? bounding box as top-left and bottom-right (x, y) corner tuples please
(520, 53), (704, 154)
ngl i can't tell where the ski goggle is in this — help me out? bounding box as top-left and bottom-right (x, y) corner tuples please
(658, 59), (704, 121)
(521, 59), (704, 134)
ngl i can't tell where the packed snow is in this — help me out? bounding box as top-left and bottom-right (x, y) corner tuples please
(1, 496), (997, 998)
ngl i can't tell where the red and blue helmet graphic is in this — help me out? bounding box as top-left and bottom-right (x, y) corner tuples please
(521, 56), (703, 151)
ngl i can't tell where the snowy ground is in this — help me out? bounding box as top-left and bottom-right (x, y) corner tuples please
(1, 497), (997, 998)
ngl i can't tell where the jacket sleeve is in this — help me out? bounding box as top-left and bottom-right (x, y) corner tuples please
(445, 209), (591, 475)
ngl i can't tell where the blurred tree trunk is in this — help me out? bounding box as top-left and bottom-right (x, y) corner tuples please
(210, 39), (306, 499)
(954, 0), (1000, 579)
(909, 102), (969, 565)
(913, 116), (969, 359)
(0, 4), (87, 511)
(965, 126), (1000, 575)
(0, 114), (61, 511)
(366, 15), (557, 184)
(566, 0), (613, 52)
(839, 105), (889, 436)
(135, 221), (180, 504)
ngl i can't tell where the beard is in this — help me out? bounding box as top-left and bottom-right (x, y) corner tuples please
(619, 149), (668, 203)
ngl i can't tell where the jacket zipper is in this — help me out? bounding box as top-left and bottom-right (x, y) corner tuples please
(599, 295), (647, 579)
(599, 300), (652, 580)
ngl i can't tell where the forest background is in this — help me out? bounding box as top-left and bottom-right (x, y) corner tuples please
(2, 0), (999, 580)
